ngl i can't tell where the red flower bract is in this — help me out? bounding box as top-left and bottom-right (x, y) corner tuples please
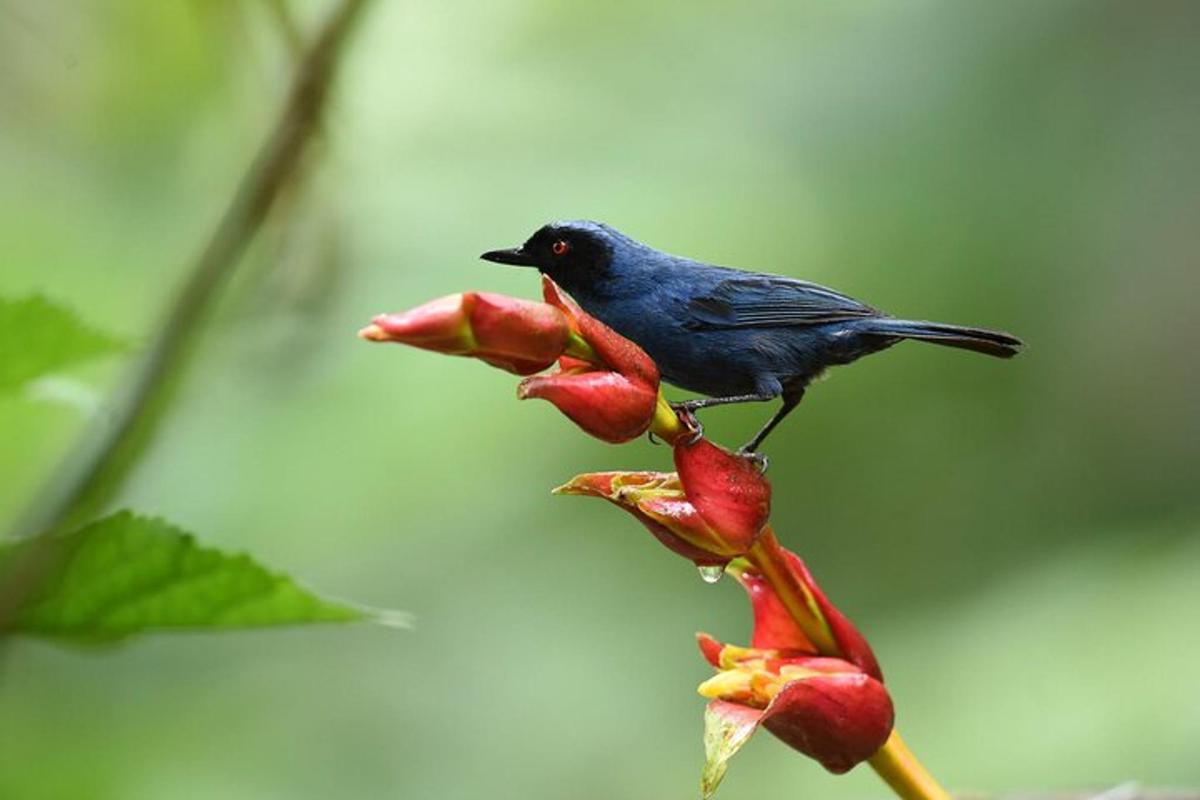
(697, 635), (893, 796)
(360, 292), (570, 375)
(360, 281), (665, 442)
(514, 277), (661, 443)
(731, 548), (882, 679)
(552, 471), (729, 566)
(540, 276), (659, 387)
(694, 546), (893, 797)
(518, 368), (659, 443)
(555, 439), (773, 566)
(760, 671), (893, 773)
(780, 549), (882, 680)
(674, 437), (771, 552)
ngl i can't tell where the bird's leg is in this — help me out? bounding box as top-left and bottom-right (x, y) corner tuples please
(666, 392), (777, 460)
(670, 393), (776, 413)
(739, 391), (804, 455)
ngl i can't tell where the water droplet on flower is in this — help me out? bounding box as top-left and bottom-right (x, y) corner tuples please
(697, 565), (724, 584)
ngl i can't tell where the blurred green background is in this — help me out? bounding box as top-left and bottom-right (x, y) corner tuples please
(2, 0), (1198, 797)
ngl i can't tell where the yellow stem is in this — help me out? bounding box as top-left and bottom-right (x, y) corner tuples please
(649, 391), (686, 442)
(868, 732), (952, 800)
(745, 529), (951, 800)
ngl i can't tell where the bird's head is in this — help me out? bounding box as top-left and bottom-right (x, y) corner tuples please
(481, 220), (628, 296)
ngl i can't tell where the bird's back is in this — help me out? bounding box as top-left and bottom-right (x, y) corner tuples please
(566, 248), (888, 398)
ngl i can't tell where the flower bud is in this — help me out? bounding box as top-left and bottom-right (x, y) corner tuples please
(516, 278), (662, 442)
(556, 436), (772, 562)
(359, 292), (570, 375)
(518, 369), (658, 443)
(552, 472), (729, 567)
(697, 637), (894, 797)
(761, 671), (893, 774)
(674, 437), (771, 552)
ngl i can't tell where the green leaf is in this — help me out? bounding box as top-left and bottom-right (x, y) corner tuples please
(701, 701), (763, 800)
(0, 294), (126, 392)
(0, 512), (394, 642)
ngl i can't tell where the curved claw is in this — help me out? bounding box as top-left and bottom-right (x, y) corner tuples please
(737, 449), (770, 474)
(674, 408), (705, 445)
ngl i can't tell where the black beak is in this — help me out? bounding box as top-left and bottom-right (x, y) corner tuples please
(480, 247), (536, 267)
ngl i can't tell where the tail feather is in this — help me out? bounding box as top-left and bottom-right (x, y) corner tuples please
(865, 319), (1023, 359)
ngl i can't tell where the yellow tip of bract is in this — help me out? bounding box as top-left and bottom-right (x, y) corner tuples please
(550, 476), (585, 495)
(357, 323), (388, 341)
(697, 670), (754, 701)
(550, 472), (618, 497)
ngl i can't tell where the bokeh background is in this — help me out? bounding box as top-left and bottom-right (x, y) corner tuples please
(2, 1), (1198, 798)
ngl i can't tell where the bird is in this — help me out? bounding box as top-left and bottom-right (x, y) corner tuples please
(482, 220), (1021, 453)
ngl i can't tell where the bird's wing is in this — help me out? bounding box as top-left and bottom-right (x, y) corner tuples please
(683, 274), (878, 329)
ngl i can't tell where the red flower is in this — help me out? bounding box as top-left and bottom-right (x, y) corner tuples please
(674, 436), (771, 553)
(695, 560), (894, 797)
(361, 278), (664, 442)
(698, 648), (893, 795)
(554, 439), (771, 566)
(739, 549), (882, 679)
(518, 364), (659, 443)
(516, 277), (660, 443)
(540, 277), (659, 389)
(554, 471), (729, 567)
(359, 292), (570, 375)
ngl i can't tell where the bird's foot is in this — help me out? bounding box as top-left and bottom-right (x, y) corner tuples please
(669, 399), (709, 414)
(736, 446), (770, 474)
(669, 407), (705, 445)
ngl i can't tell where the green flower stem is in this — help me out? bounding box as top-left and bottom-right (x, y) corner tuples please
(563, 331), (598, 363)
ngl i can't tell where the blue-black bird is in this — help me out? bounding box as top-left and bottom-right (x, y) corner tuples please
(482, 220), (1021, 453)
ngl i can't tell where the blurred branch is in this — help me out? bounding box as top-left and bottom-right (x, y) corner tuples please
(245, 0), (345, 325)
(264, 0), (306, 57)
(1, 0), (371, 627)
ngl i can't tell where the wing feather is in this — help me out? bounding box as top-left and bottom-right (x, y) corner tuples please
(684, 274), (878, 329)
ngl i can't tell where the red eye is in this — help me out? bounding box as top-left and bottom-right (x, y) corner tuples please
(552, 239), (570, 256)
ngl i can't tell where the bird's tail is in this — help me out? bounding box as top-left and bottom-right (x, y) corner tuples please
(864, 318), (1022, 359)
